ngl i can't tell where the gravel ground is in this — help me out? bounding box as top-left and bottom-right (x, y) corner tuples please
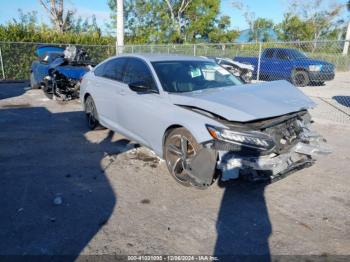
(0, 74), (349, 260)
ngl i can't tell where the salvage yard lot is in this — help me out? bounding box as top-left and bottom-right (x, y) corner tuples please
(0, 73), (349, 257)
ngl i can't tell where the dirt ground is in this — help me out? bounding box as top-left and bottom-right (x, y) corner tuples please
(0, 73), (349, 259)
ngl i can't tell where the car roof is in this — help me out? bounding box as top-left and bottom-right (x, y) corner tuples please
(265, 48), (297, 51)
(111, 53), (210, 62)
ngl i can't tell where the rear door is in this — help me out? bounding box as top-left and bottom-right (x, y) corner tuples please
(91, 57), (127, 128)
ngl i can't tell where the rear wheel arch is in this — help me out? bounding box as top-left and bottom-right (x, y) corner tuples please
(84, 95), (100, 130)
(84, 92), (91, 102)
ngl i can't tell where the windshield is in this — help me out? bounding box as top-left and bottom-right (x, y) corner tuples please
(288, 49), (308, 59)
(151, 60), (242, 93)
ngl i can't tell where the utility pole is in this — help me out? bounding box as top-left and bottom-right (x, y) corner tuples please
(343, 21), (350, 55)
(343, 1), (350, 55)
(116, 0), (124, 54)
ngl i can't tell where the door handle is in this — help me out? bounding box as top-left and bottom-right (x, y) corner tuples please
(119, 89), (127, 96)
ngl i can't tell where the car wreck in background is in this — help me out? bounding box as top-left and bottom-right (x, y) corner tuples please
(30, 45), (93, 100)
(80, 54), (330, 189)
(204, 56), (254, 83)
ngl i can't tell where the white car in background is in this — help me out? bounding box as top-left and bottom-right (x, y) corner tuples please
(80, 54), (329, 189)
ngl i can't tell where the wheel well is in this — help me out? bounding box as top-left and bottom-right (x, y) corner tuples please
(293, 68), (309, 74)
(84, 93), (91, 102)
(162, 124), (183, 158)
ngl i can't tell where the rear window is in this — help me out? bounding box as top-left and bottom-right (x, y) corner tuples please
(95, 58), (127, 81)
(94, 63), (105, 77)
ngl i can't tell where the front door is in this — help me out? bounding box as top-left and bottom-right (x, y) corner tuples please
(114, 58), (160, 147)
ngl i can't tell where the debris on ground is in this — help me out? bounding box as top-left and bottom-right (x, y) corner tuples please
(140, 199), (151, 204)
(127, 148), (161, 168)
(53, 196), (63, 206)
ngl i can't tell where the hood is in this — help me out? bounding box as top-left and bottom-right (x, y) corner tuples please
(168, 80), (315, 122)
(56, 66), (89, 79)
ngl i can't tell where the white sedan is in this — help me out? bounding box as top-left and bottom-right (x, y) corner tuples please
(80, 54), (328, 189)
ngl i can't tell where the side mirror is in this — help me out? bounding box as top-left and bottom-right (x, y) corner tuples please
(128, 81), (151, 93)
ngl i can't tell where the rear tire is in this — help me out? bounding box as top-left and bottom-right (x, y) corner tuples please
(292, 70), (309, 87)
(30, 73), (40, 89)
(84, 95), (99, 130)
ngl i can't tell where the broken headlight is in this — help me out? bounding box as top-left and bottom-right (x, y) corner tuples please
(206, 125), (275, 151)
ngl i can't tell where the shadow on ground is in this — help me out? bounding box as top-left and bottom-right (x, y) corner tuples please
(333, 96), (350, 108)
(0, 105), (135, 259)
(0, 82), (27, 100)
(0, 83), (273, 259)
(214, 179), (271, 260)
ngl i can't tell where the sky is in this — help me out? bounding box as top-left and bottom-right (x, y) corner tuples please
(0, 0), (348, 33)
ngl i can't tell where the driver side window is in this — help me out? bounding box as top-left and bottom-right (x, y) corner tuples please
(276, 50), (289, 60)
(123, 58), (157, 91)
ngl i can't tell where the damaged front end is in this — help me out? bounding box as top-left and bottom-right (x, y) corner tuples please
(42, 46), (92, 101)
(202, 111), (330, 182)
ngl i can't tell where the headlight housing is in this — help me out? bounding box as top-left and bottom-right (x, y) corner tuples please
(309, 65), (322, 72)
(206, 125), (275, 151)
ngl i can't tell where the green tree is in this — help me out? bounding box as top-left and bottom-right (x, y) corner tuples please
(208, 16), (239, 42)
(231, 1), (274, 42)
(249, 18), (274, 42)
(277, 0), (344, 41)
(275, 13), (314, 41)
(108, 0), (238, 44)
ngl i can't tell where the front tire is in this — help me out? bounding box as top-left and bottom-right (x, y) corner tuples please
(292, 70), (310, 87)
(84, 95), (99, 130)
(164, 128), (214, 189)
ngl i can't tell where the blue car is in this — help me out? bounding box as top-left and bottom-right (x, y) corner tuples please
(30, 46), (65, 89)
(234, 48), (335, 87)
(30, 45), (91, 100)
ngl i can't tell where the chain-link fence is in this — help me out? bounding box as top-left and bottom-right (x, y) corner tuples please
(119, 40), (350, 86)
(0, 40), (349, 85)
(0, 41), (116, 80)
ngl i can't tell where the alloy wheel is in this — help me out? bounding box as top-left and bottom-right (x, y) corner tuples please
(165, 133), (197, 185)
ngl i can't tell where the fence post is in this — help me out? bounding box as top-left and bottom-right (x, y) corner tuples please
(342, 21), (350, 55)
(256, 42), (262, 81)
(193, 44), (196, 56)
(131, 45), (134, 53)
(0, 48), (5, 80)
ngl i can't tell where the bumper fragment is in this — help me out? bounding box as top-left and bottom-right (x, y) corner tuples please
(218, 140), (331, 182)
(309, 72), (335, 82)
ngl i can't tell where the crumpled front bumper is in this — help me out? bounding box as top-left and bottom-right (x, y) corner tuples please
(217, 136), (331, 182)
